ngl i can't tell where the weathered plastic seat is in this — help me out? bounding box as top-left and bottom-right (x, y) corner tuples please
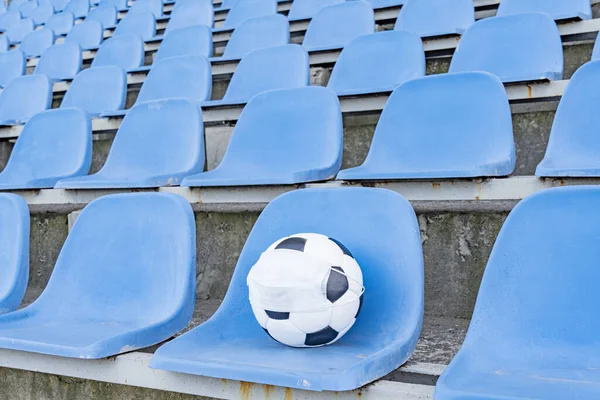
(0, 11), (22, 33)
(6, 17), (34, 44)
(113, 10), (155, 41)
(98, 0), (127, 12)
(165, 0), (213, 33)
(205, 44), (308, 107)
(0, 194), (29, 315)
(56, 99), (205, 188)
(302, 1), (374, 52)
(216, 0), (276, 32)
(45, 11), (74, 35)
(128, 0), (162, 18)
(34, 42), (82, 81)
(0, 192), (196, 359)
(61, 66), (126, 116)
(0, 74), (52, 125)
(27, 3), (54, 25)
(185, 87), (340, 186)
(536, 60), (600, 177)
(63, 0), (89, 18)
(394, 0), (474, 38)
(155, 25), (212, 61)
(0, 108), (91, 189)
(497, 0), (591, 21)
(0, 49), (26, 88)
(102, 55), (211, 118)
(327, 30), (424, 96)
(435, 186), (600, 400)
(20, 27), (54, 57)
(151, 187), (424, 391)
(91, 34), (144, 71)
(65, 19), (103, 50)
(338, 72), (515, 180)
(449, 13), (563, 83)
(287, 0), (343, 21)
(214, 14), (288, 62)
(86, 5), (117, 29)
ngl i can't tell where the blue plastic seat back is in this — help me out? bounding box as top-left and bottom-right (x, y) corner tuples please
(497, 0), (592, 21)
(0, 194), (29, 315)
(65, 19), (103, 50)
(394, 0), (474, 38)
(155, 25), (212, 61)
(0, 108), (91, 188)
(221, 0), (276, 30)
(435, 186), (600, 400)
(128, 0), (163, 18)
(98, 0), (127, 11)
(34, 42), (82, 80)
(6, 17), (34, 44)
(302, 1), (374, 52)
(28, 3), (54, 25)
(0, 74), (52, 123)
(86, 5), (117, 28)
(166, 0), (213, 32)
(0, 11), (22, 32)
(114, 10), (155, 41)
(51, 0), (69, 11)
(222, 44), (309, 103)
(20, 27), (55, 57)
(338, 72), (515, 180)
(327, 30), (424, 96)
(287, 0), (343, 20)
(91, 34), (144, 70)
(0, 50), (26, 87)
(0, 0), (6, 13)
(61, 66), (126, 115)
(150, 187), (424, 391)
(449, 13), (563, 83)
(137, 55), (212, 104)
(8, 0), (27, 12)
(0, 37), (8, 52)
(63, 0), (90, 18)
(0, 192), (196, 358)
(183, 87), (341, 186)
(221, 14), (289, 60)
(536, 60), (600, 177)
(18, 0), (37, 16)
(45, 11), (75, 35)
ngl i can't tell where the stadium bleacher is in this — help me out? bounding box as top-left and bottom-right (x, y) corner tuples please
(0, 0), (599, 398)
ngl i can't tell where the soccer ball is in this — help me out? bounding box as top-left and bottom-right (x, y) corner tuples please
(247, 233), (364, 347)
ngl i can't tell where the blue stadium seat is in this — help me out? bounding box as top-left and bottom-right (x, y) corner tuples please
(28, 3), (54, 25)
(102, 55), (211, 118)
(151, 187), (424, 391)
(6, 17), (34, 44)
(205, 44), (308, 107)
(51, 0), (69, 11)
(449, 13), (563, 83)
(154, 25), (212, 61)
(0, 109), (91, 189)
(34, 42), (82, 81)
(435, 186), (600, 400)
(497, 0), (592, 21)
(215, 0), (241, 11)
(63, 0), (90, 18)
(20, 27), (54, 57)
(56, 99), (205, 188)
(61, 66), (126, 115)
(0, 192), (196, 359)
(45, 11), (75, 35)
(0, 50), (25, 88)
(185, 87), (340, 186)
(165, 0), (213, 33)
(0, 194), (29, 315)
(287, 0), (343, 21)
(128, 0), (162, 18)
(302, 1), (374, 52)
(18, 0), (37, 17)
(215, 14), (289, 62)
(91, 34), (145, 71)
(327, 30), (425, 96)
(338, 72), (515, 180)
(359, 0), (402, 8)
(394, 0), (474, 38)
(0, 75), (52, 125)
(113, 10), (155, 41)
(65, 19), (103, 50)
(216, 0), (276, 32)
(536, 60), (600, 177)
(98, 0), (127, 11)
(0, 37), (8, 52)
(0, 11), (22, 33)
(8, 0), (27, 12)
(86, 5), (117, 28)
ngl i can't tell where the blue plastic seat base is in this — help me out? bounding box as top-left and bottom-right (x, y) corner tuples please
(334, 85), (397, 97)
(201, 99), (246, 108)
(55, 174), (180, 189)
(182, 169), (331, 187)
(99, 109), (128, 118)
(212, 26), (234, 34)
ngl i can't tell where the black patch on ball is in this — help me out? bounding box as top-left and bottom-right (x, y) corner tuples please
(356, 295), (363, 318)
(329, 237), (353, 257)
(327, 266), (349, 303)
(275, 237), (306, 252)
(305, 326), (339, 346)
(265, 310), (290, 320)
